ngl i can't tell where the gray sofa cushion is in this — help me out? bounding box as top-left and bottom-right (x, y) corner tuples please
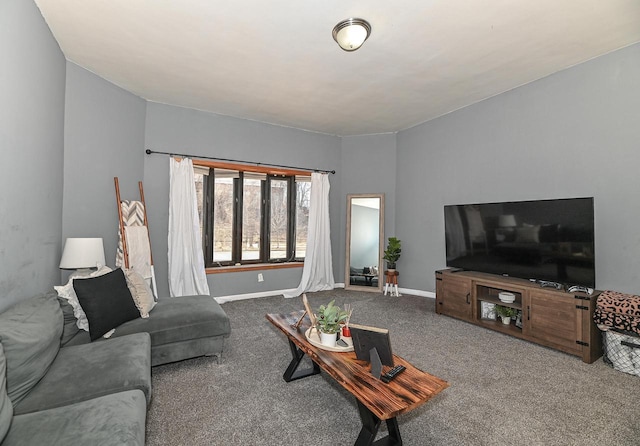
(0, 294), (62, 406)
(13, 333), (151, 415)
(0, 344), (13, 443)
(2, 389), (146, 446)
(113, 295), (231, 345)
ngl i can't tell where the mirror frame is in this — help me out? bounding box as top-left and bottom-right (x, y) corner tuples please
(345, 193), (385, 292)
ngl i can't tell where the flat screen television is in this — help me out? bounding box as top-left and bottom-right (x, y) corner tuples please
(444, 197), (595, 288)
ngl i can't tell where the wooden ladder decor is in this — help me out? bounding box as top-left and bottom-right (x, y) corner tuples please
(114, 177), (158, 298)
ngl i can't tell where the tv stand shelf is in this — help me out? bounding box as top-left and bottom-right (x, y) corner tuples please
(477, 318), (524, 338)
(435, 269), (602, 363)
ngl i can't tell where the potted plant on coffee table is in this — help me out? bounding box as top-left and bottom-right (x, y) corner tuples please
(316, 300), (348, 347)
(495, 305), (518, 325)
(383, 237), (402, 272)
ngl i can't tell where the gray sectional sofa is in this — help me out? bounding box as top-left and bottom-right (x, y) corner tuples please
(0, 289), (231, 445)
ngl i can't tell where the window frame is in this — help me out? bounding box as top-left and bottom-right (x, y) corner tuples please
(194, 160), (311, 269)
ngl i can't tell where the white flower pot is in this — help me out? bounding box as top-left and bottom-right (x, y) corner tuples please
(501, 315), (511, 325)
(319, 331), (337, 347)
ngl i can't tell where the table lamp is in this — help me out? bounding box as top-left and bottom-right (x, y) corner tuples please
(498, 214), (517, 228)
(59, 238), (106, 277)
(496, 214), (517, 242)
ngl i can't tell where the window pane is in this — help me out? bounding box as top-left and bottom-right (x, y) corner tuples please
(270, 179), (288, 259)
(242, 177), (262, 260)
(194, 172), (204, 241)
(213, 176), (234, 262)
(295, 179), (311, 258)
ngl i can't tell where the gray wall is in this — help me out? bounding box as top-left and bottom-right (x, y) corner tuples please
(0, 0), (66, 311)
(143, 103), (342, 298)
(396, 43), (640, 294)
(63, 63), (147, 270)
(340, 134), (397, 273)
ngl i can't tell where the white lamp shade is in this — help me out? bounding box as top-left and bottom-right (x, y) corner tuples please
(59, 238), (106, 269)
(333, 18), (371, 51)
(498, 215), (517, 228)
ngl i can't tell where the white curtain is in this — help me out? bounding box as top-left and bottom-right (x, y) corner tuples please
(168, 157), (211, 297)
(283, 172), (335, 298)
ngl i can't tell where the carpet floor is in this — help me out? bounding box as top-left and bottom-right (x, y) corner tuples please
(146, 290), (640, 445)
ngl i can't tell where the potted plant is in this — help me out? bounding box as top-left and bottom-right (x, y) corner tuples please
(316, 300), (349, 347)
(495, 305), (518, 325)
(383, 237), (402, 271)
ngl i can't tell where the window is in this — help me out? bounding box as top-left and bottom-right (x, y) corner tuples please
(295, 176), (311, 258)
(194, 169), (205, 241)
(211, 169), (236, 263)
(269, 178), (288, 260)
(241, 173), (263, 261)
(196, 164), (310, 267)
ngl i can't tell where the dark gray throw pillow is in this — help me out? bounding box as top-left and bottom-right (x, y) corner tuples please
(73, 268), (140, 341)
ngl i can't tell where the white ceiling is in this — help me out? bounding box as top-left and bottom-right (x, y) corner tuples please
(34, 0), (640, 136)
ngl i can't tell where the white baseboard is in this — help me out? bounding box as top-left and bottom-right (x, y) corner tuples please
(214, 289), (294, 304)
(214, 284), (433, 304)
(398, 288), (435, 299)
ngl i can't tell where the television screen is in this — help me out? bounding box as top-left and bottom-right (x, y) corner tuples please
(444, 197), (595, 287)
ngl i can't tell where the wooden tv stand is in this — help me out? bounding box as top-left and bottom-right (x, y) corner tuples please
(435, 269), (602, 363)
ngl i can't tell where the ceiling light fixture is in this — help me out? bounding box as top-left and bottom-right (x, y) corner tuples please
(332, 18), (371, 52)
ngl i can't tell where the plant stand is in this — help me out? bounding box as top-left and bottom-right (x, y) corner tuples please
(384, 270), (399, 296)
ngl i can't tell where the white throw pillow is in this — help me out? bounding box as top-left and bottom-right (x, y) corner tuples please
(515, 225), (540, 244)
(124, 268), (156, 318)
(54, 265), (113, 331)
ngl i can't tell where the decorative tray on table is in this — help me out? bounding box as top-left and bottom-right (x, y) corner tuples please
(305, 327), (354, 352)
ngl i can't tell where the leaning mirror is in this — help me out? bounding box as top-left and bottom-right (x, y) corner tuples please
(345, 194), (384, 292)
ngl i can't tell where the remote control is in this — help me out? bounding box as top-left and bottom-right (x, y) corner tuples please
(381, 365), (406, 383)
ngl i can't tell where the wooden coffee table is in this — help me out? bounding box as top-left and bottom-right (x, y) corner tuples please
(266, 311), (449, 446)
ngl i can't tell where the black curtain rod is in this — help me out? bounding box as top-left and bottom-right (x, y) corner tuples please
(145, 149), (335, 174)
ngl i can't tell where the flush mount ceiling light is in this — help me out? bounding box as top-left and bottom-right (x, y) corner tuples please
(332, 18), (371, 52)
